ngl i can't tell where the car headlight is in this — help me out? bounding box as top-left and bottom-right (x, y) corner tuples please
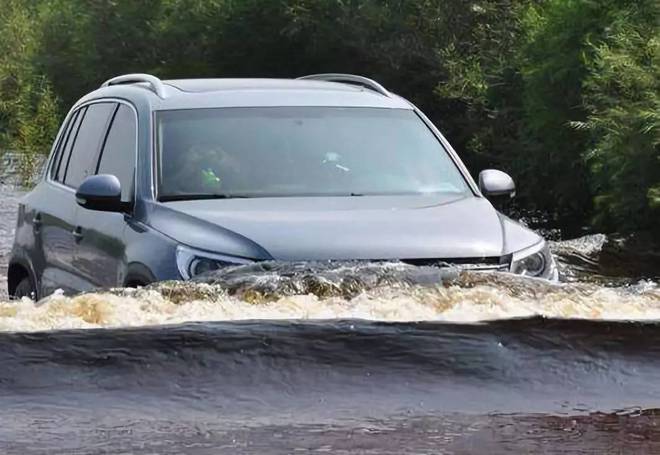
(176, 245), (254, 279)
(510, 241), (557, 280)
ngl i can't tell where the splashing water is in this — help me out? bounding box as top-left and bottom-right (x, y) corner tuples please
(0, 180), (659, 332)
(0, 264), (657, 332)
(1, 186), (658, 333)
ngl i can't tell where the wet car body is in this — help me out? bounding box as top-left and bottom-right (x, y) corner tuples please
(8, 74), (557, 299)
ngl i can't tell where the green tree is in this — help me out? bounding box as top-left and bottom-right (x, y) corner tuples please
(0, 0), (60, 176)
(576, 0), (660, 236)
(515, 0), (608, 227)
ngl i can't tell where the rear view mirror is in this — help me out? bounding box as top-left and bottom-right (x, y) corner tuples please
(479, 169), (516, 198)
(76, 174), (124, 212)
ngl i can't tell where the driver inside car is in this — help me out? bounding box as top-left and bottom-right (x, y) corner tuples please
(165, 143), (243, 195)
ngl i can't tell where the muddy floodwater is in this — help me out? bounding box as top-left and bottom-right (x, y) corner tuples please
(1, 187), (659, 454)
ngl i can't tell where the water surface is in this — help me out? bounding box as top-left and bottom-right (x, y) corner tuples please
(1, 186), (659, 454)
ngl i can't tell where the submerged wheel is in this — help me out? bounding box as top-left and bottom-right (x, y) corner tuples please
(13, 277), (36, 301)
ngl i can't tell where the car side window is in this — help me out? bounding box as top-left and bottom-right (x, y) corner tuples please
(49, 109), (76, 180)
(52, 107), (85, 182)
(96, 104), (137, 202)
(63, 102), (116, 189)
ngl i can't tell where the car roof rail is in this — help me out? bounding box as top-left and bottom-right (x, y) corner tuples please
(101, 73), (168, 99)
(297, 73), (391, 97)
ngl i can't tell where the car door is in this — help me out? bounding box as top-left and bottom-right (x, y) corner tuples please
(47, 101), (117, 294)
(34, 107), (86, 296)
(72, 102), (137, 290)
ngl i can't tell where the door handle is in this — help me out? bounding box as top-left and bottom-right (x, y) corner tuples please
(72, 226), (84, 242)
(32, 213), (42, 233)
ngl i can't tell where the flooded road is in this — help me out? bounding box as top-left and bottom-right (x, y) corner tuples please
(1, 186), (659, 454)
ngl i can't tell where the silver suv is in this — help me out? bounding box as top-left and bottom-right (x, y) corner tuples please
(8, 73), (557, 300)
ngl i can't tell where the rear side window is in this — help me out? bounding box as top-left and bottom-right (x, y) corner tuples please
(63, 103), (116, 188)
(96, 104), (137, 202)
(52, 107), (85, 182)
(49, 109), (75, 180)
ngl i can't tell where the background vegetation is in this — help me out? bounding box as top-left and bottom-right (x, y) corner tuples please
(0, 0), (657, 239)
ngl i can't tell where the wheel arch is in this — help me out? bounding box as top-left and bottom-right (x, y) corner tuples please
(123, 262), (157, 288)
(7, 259), (36, 298)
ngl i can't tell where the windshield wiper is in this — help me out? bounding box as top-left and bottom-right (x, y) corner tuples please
(159, 193), (252, 202)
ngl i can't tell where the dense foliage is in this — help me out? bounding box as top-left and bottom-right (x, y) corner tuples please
(0, 0), (657, 238)
(576, 0), (660, 234)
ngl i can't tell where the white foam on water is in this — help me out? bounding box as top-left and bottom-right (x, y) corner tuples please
(0, 278), (658, 332)
(550, 233), (608, 256)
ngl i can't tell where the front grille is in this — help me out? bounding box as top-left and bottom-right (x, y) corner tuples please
(402, 257), (510, 272)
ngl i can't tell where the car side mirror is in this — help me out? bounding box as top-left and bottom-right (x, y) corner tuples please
(76, 174), (125, 212)
(479, 169), (516, 198)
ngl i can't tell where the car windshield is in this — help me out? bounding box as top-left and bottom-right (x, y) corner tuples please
(157, 107), (471, 200)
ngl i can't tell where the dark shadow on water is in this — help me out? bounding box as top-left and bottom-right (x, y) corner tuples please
(2, 318), (660, 453)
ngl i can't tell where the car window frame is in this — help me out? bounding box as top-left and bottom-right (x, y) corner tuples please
(50, 107), (85, 183)
(57, 106), (89, 184)
(412, 107), (480, 197)
(44, 106), (78, 182)
(46, 98), (140, 211)
(152, 106), (477, 200)
(95, 104), (120, 174)
(48, 108), (76, 181)
(95, 102), (139, 204)
(63, 102), (117, 189)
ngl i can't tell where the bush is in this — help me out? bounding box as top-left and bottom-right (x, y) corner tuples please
(0, 0), (60, 180)
(576, 0), (660, 235)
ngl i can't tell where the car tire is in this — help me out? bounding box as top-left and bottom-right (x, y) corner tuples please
(13, 277), (36, 301)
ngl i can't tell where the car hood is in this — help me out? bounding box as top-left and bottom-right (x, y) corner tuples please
(151, 194), (541, 261)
